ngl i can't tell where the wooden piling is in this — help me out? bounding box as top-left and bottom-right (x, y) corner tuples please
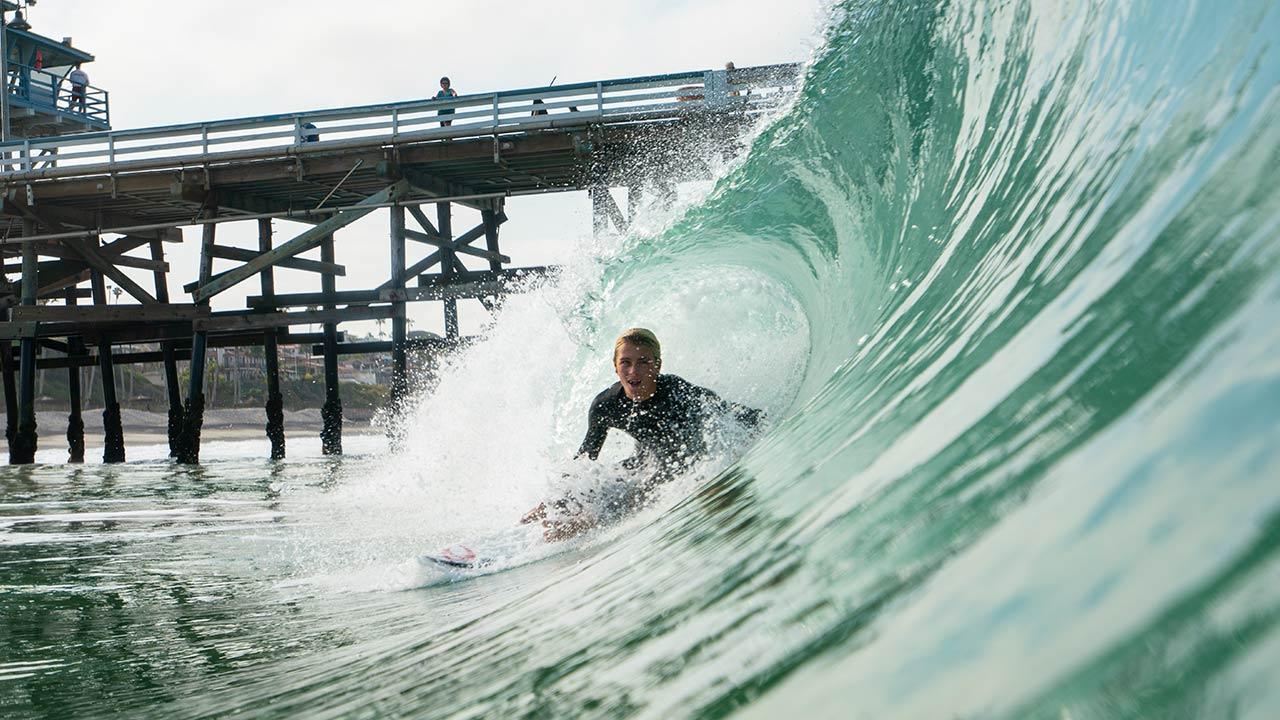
(1, 339), (16, 455)
(319, 233), (342, 455)
(389, 205), (408, 406)
(590, 187), (609, 238)
(590, 186), (628, 235)
(13, 219), (39, 463)
(481, 205), (502, 274)
(150, 238), (183, 457)
(64, 287), (85, 463)
(627, 186), (641, 224)
(258, 219), (285, 460)
(437, 202), (458, 341)
(176, 331), (206, 464)
(177, 214), (216, 464)
(90, 266), (125, 463)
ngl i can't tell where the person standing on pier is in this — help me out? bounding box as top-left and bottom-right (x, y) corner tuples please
(435, 76), (457, 126)
(726, 61), (744, 98)
(68, 63), (88, 113)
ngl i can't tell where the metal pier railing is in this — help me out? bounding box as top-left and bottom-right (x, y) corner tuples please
(0, 64), (800, 182)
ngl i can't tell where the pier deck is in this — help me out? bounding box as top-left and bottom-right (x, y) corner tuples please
(2, 65), (795, 238)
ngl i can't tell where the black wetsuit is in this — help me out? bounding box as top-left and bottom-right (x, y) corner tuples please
(576, 374), (763, 473)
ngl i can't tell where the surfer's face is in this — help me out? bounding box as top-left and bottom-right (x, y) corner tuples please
(615, 342), (659, 401)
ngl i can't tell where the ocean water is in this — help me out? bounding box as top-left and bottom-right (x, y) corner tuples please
(4, 0), (1280, 717)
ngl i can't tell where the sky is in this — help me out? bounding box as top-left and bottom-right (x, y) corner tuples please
(18, 0), (825, 336)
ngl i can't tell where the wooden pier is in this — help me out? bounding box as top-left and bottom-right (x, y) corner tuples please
(0, 50), (799, 464)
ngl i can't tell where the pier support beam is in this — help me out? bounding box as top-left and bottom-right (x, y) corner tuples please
(13, 219), (39, 464)
(320, 352), (342, 455)
(437, 201), (458, 341)
(91, 267), (125, 463)
(64, 287), (85, 463)
(389, 205), (408, 408)
(176, 331), (206, 464)
(258, 219), (285, 460)
(163, 340), (182, 457)
(590, 186), (629, 236)
(482, 204), (503, 273)
(178, 213), (216, 464)
(264, 337), (285, 459)
(150, 238), (183, 457)
(1, 339), (16, 454)
(319, 233), (342, 455)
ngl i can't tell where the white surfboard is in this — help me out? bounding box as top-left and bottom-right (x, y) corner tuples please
(417, 525), (544, 573)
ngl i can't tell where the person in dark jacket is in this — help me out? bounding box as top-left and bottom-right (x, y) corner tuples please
(523, 327), (763, 538)
(435, 76), (457, 126)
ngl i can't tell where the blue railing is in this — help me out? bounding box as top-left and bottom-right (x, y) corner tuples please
(4, 62), (109, 126)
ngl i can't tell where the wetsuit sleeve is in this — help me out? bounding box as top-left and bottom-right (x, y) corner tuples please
(731, 402), (765, 428)
(689, 382), (765, 428)
(575, 397), (609, 460)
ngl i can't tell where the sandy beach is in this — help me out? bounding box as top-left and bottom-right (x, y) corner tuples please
(29, 407), (373, 449)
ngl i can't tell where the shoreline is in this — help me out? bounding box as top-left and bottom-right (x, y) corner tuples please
(27, 407), (377, 449)
(87, 425), (377, 450)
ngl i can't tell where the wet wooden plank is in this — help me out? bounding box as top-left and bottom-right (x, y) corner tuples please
(193, 304), (402, 332)
(309, 337), (448, 356)
(209, 245), (346, 276)
(9, 304), (210, 323)
(380, 267), (551, 302)
(245, 289), (381, 309)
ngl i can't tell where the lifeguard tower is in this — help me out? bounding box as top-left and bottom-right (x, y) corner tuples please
(1, 1), (108, 140)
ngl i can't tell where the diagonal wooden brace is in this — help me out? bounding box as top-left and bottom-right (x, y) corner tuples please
(190, 180), (409, 303)
(65, 239), (158, 304)
(404, 223), (512, 264)
(596, 188), (629, 233)
(377, 250), (442, 290)
(5, 199), (160, 300)
(208, 246), (345, 276)
(376, 212), (509, 290)
(407, 205), (440, 238)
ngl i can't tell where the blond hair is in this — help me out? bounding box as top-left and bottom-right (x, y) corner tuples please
(613, 327), (661, 364)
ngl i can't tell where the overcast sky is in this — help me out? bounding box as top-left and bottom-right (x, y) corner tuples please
(20, 0), (825, 336)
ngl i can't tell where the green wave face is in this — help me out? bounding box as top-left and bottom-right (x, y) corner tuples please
(573, 0), (1280, 716)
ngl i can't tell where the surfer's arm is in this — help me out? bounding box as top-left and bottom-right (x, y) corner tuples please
(732, 403), (765, 428)
(521, 503), (548, 524)
(575, 399), (610, 460)
(526, 399), (608, 526)
(691, 383), (765, 428)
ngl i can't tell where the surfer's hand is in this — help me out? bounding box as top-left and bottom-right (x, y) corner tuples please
(538, 495), (595, 541)
(520, 503), (547, 524)
(542, 514), (594, 542)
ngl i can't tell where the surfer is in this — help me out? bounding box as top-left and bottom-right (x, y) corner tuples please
(522, 328), (764, 539)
